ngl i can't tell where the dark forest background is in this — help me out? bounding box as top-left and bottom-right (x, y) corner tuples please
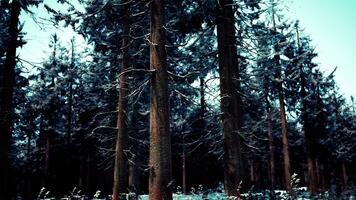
(0, 0), (355, 199)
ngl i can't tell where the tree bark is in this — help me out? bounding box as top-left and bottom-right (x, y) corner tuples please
(216, 0), (243, 197)
(342, 162), (348, 188)
(272, 8), (292, 193)
(265, 90), (275, 195)
(113, 5), (130, 200)
(66, 39), (75, 144)
(44, 131), (51, 185)
(149, 0), (172, 199)
(296, 25), (318, 195)
(182, 135), (187, 194)
(277, 58), (292, 193)
(200, 75), (205, 121)
(0, 1), (20, 198)
(300, 65), (317, 195)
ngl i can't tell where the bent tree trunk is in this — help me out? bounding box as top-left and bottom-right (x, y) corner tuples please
(216, 0), (243, 196)
(0, 1), (21, 198)
(113, 5), (130, 200)
(149, 0), (172, 199)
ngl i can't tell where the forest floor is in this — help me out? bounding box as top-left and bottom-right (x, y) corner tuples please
(136, 190), (356, 200)
(37, 186), (356, 199)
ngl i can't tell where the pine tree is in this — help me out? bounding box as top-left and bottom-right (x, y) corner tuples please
(113, 2), (131, 199)
(216, 0), (243, 196)
(0, 1), (21, 198)
(149, 0), (172, 199)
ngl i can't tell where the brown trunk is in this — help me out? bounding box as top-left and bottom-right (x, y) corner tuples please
(149, 0), (172, 199)
(342, 162), (348, 188)
(113, 5), (131, 200)
(216, 0), (243, 196)
(265, 90), (276, 192)
(254, 161), (260, 188)
(272, 8), (292, 193)
(278, 71), (292, 193)
(0, 1), (20, 198)
(307, 157), (317, 194)
(296, 24), (318, 195)
(302, 81), (318, 195)
(182, 135), (187, 194)
(250, 160), (255, 185)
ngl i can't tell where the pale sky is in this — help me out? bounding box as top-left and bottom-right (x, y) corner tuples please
(288, 0), (356, 99)
(19, 0), (355, 99)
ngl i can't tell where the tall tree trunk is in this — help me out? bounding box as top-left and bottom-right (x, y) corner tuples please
(341, 162), (348, 188)
(300, 65), (318, 195)
(265, 90), (275, 195)
(113, 5), (130, 200)
(128, 152), (141, 194)
(182, 135), (187, 194)
(128, 102), (141, 194)
(0, 1), (20, 198)
(272, 8), (292, 193)
(216, 0), (243, 196)
(315, 159), (322, 190)
(200, 75), (205, 121)
(250, 159), (255, 186)
(86, 153), (91, 193)
(296, 25), (318, 195)
(78, 151), (85, 191)
(149, 0), (172, 199)
(24, 131), (32, 200)
(44, 130), (51, 185)
(67, 39), (75, 144)
(277, 56), (292, 193)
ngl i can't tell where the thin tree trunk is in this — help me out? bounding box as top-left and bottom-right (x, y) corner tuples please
(0, 1), (20, 198)
(113, 5), (131, 200)
(272, 8), (292, 193)
(128, 153), (141, 194)
(24, 132), (32, 200)
(86, 153), (91, 193)
(322, 163), (327, 191)
(128, 102), (141, 194)
(216, 0), (243, 196)
(265, 90), (275, 193)
(44, 131), (51, 185)
(149, 0), (172, 199)
(301, 70), (318, 195)
(200, 75), (205, 121)
(250, 159), (255, 186)
(315, 159), (321, 190)
(182, 135), (187, 194)
(67, 39), (75, 144)
(342, 162), (348, 188)
(78, 151), (85, 191)
(296, 24), (318, 195)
